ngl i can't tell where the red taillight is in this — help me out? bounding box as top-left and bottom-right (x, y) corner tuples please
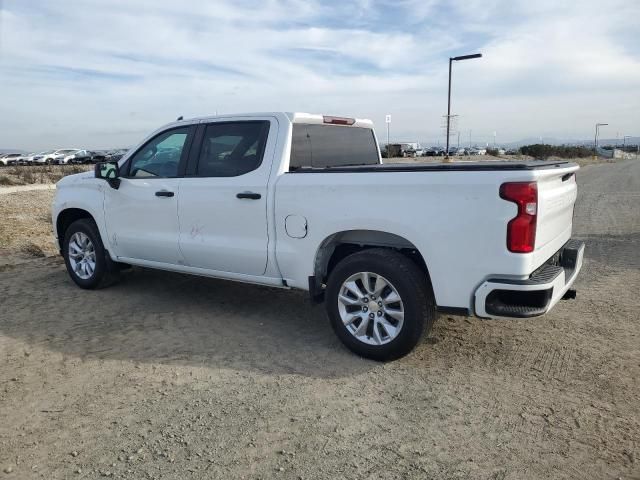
(500, 182), (537, 253)
(323, 116), (355, 125)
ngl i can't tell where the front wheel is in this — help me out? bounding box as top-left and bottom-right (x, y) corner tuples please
(325, 248), (436, 361)
(63, 218), (119, 289)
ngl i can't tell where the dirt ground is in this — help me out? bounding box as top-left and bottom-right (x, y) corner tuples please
(0, 159), (638, 479)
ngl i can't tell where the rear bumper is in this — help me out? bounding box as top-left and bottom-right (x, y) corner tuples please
(474, 239), (584, 318)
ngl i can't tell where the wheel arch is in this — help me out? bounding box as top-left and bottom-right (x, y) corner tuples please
(311, 229), (432, 300)
(55, 208), (95, 251)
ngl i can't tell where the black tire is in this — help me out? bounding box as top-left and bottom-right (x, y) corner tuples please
(62, 218), (120, 289)
(325, 248), (436, 361)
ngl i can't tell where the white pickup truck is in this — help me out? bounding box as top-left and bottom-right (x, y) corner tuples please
(52, 112), (584, 360)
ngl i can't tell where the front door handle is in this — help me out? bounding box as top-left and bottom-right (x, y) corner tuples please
(236, 192), (261, 200)
(155, 190), (174, 197)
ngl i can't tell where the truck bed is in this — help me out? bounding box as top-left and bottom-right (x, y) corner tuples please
(291, 160), (575, 173)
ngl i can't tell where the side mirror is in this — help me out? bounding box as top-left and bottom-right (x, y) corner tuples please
(95, 161), (121, 189)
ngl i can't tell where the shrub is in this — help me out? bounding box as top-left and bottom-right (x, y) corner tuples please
(20, 242), (46, 257)
(0, 175), (18, 186)
(16, 168), (35, 184)
(520, 144), (593, 159)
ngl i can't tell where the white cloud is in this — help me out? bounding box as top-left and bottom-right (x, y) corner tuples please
(0, 0), (638, 150)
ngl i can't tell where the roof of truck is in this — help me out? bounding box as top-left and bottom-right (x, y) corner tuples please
(174, 112), (374, 128)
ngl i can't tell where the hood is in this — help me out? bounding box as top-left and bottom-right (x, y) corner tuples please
(56, 170), (94, 187)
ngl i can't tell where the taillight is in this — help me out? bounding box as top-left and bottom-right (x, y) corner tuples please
(500, 182), (537, 253)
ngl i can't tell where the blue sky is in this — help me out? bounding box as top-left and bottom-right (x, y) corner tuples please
(0, 0), (639, 150)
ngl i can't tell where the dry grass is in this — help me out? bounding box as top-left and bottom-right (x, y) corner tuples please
(19, 242), (46, 257)
(0, 164), (92, 186)
(0, 190), (58, 256)
(0, 174), (21, 186)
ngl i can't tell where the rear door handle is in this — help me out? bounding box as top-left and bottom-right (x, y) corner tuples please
(236, 192), (261, 200)
(155, 190), (174, 197)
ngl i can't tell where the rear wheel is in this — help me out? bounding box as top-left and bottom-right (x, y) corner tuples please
(63, 218), (120, 289)
(325, 248), (436, 361)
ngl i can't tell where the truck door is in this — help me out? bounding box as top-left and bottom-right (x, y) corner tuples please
(103, 126), (195, 265)
(177, 119), (276, 276)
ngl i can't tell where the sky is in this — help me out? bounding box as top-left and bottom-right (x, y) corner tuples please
(0, 0), (639, 150)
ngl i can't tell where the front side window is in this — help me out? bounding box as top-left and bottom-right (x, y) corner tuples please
(196, 121), (269, 177)
(128, 128), (190, 178)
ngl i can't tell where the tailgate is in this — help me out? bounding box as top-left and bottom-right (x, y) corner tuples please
(533, 164), (580, 265)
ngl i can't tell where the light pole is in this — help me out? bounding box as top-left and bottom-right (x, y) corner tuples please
(623, 135), (631, 150)
(594, 122), (608, 151)
(445, 53), (482, 161)
(385, 114), (391, 158)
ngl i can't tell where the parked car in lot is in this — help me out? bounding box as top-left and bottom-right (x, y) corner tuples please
(24, 152), (39, 164)
(424, 147), (445, 157)
(27, 151), (54, 164)
(64, 149), (93, 164)
(15, 153), (34, 165)
(52, 112), (584, 360)
(42, 149), (78, 164)
(105, 149), (128, 162)
(468, 147), (487, 156)
(0, 153), (21, 166)
(90, 151), (107, 163)
(423, 148), (436, 157)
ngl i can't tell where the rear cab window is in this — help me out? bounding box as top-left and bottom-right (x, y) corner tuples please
(290, 124), (379, 170)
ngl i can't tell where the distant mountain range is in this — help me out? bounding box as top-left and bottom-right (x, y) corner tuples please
(490, 137), (640, 148)
(416, 136), (640, 148)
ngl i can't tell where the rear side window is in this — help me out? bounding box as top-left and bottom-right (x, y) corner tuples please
(290, 124), (379, 170)
(196, 121), (270, 177)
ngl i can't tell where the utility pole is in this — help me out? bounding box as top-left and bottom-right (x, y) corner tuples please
(385, 114), (391, 158)
(594, 122), (608, 150)
(445, 53), (482, 161)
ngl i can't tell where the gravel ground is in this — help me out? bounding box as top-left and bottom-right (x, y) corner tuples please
(0, 159), (638, 479)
